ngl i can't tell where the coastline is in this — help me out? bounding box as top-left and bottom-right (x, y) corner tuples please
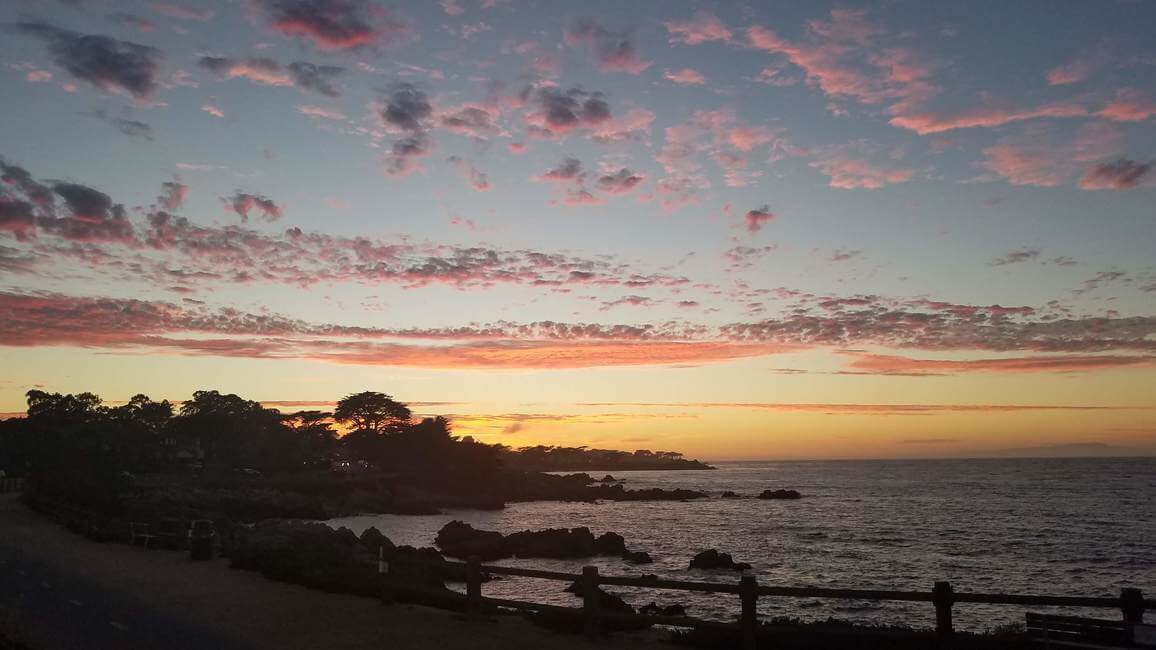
(0, 495), (668, 650)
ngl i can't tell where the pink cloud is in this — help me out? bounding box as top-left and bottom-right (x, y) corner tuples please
(439, 0), (464, 16)
(889, 102), (1089, 134)
(664, 68), (706, 86)
(296, 104), (346, 120)
(1099, 88), (1156, 122)
(202, 58), (293, 86)
(26, 70), (52, 82)
(564, 19), (651, 74)
(560, 189), (603, 207)
(1078, 159), (1153, 190)
(746, 10), (935, 118)
(844, 352), (1156, 375)
(158, 180), (187, 211)
(201, 104), (225, 118)
(980, 122), (1121, 188)
(744, 205), (774, 234)
(1046, 43), (1111, 86)
(258, 0), (409, 50)
(226, 192), (282, 222)
(447, 156), (491, 192)
(809, 149), (914, 189)
(664, 12), (731, 45)
(596, 168), (644, 194)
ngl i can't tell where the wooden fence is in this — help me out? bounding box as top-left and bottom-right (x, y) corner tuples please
(388, 555), (1152, 648)
(0, 477), (24, 494)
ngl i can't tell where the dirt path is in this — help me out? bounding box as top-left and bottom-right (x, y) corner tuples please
(0, 496), (670, 650)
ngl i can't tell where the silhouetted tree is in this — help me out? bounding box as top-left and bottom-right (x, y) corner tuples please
(333, 392), (412, 436)
(175, 390), (300, 470)
(283, 410), (337, 463)
(108, 394), (173, 469)
(19, 390), (126, 512)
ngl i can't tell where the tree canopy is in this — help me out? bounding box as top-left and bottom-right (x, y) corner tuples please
(333, 392), (412, 435)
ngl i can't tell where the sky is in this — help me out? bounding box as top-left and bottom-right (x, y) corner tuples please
(0, 0), (1154, 460)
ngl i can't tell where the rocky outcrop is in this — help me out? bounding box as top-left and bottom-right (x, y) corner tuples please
(621, 550), (653, 564)
(758, 489), (802, 500)
(227, 521), (459, 604)
(499, 472), (707, 504)
(721, 491), (740, 498)
(229, 521), (388, 597)
(640, 602), (687, 617)
(435, 521), (652, 564)
(588, 484), (707, 501)
(689, 549), (751, 571)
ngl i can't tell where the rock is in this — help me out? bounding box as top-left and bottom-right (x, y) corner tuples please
(593, 531), (627, 555)
(621, 550), (653, 564)
(758, 489), (802, 500)
(640, 602), (687, 617)
(435, 521), (646, 561)
(563, 582), (635, 614)
(435, 520), (507, 560)
(589, 484), (708, 501)
(721, 491), (740, 498)
(359, 526), (392, 551)
(506, 526), (595, 558)
(599, 474), (619, 483)
(689, 549), (751, 571)
(228, 520), (387, 597)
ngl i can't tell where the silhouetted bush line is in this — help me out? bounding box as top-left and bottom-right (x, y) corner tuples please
(0, 389), (712, 523)
(501, 446), (714, 472)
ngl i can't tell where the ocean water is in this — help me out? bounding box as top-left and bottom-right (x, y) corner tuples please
(325, 457), (1156, 631)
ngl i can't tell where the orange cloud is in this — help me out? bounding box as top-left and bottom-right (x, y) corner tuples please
(300, 339), (787, 369)
(576, 402), (1144, 415)
(843, 352), (1156, 375)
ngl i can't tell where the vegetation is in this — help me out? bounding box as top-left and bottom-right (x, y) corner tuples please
(0, 388), (710, 520)
(501, 445), (713, 472)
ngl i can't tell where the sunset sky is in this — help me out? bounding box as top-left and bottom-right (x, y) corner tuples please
(1, 0), (1154, 459)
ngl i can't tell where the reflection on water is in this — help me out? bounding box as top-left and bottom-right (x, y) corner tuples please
(326, 457), (1155, 630)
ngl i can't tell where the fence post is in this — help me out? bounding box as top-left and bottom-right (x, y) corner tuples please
(740, 574), (759, 650)
(582, 565), (601, 639)
(379, 545), (394, 606)
(1121, 588), (1144, 624)
(933, 581), (954, 640)
(465, 555), (482, 616)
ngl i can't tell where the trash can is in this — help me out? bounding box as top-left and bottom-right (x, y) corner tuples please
(188, 519), (215, 561)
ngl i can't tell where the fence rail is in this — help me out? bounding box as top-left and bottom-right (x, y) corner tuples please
(386, 555), (1152, 649)
(0, 477), (25, 494)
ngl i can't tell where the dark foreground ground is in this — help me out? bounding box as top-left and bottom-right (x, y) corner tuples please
(0, 494), (667, 650)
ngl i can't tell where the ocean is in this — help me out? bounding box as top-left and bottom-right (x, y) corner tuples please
(325, 457), (1156, 631)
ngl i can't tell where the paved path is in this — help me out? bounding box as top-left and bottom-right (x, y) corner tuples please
(0, 496), (668, 650)
(1, 545), (242, 649)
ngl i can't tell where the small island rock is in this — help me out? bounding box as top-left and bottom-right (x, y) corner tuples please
(758, 489), (802, 500)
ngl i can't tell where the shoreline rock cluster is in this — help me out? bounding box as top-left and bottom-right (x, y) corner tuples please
(435, 520), (653, 564)
(689, 548), (751, 571)
(758, 489), (803, 500)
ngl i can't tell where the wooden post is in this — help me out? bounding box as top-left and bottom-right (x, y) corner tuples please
(1121, 588), (1144, 624)
(465, 555), (482, 616)
(933, 581), (954, 641)
(379, 545), (394, 606)
(582, 565), (601, 639)
(740, 574), (759, 650)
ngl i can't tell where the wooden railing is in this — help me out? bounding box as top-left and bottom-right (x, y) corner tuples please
(387, 555), (1152, 648)
(0, 477), (25, 494)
